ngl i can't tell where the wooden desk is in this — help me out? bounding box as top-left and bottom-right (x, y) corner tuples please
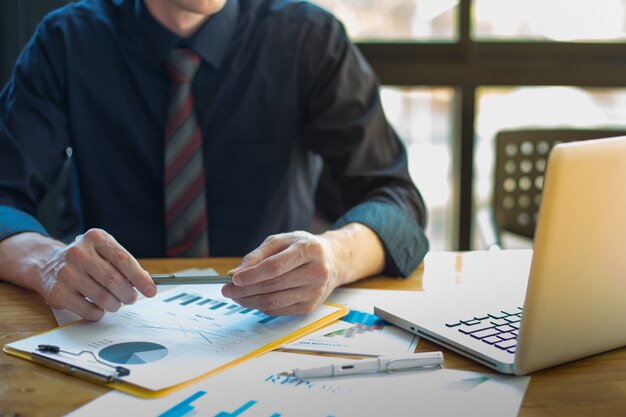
(1, 258), (625, 416)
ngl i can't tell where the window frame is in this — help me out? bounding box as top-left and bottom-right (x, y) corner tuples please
(356, 0), (626, 249)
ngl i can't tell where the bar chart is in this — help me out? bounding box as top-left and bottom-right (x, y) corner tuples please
(323, 310), (386, 338)
(163, 292), (279, 325)
(112, 289), (290, 355)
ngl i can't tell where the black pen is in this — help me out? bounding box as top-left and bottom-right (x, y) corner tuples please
(149, 273), (232, 285)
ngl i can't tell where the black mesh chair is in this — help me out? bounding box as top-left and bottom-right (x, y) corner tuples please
(479, 128), (626, 249)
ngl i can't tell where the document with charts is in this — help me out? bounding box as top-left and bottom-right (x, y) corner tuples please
(66, 351), (530, 417)
(284, 288), (419, 356)
(4, 285), (346, 396)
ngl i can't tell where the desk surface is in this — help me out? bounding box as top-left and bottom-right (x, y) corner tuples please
(1, 258), (625, 416)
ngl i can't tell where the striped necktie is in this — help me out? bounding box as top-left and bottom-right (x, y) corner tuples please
(163, 48), (209, 257)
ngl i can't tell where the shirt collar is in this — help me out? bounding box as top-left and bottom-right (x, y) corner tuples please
(137, 0), (239, 69)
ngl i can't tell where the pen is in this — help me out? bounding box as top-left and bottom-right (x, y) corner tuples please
(149, 273), (233, 285)
(280, 351), (444, 379)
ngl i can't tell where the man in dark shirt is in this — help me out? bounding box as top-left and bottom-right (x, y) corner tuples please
(0, 0), (428, 320)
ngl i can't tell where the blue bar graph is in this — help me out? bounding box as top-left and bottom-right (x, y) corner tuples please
(210, 302), (228, 310)
(342, 310), (386, 326)
(258, 316), (278, 324)
(225, 306), (244, 316)
(214, 400), (257, 417)
(212, 399), (336, 417)
(181, 296), (202, 306)
(164, 293), (187, 303)
(198, 298), (213, 305)
(159, 390), (206, 417)
(239, 308), (252, 314)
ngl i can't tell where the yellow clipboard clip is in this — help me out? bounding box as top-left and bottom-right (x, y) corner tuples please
(32, 344), (130, 383)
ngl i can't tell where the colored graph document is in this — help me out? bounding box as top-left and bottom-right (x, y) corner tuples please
(4, 285), (347, 397)
(284, 288), (419, 356)
(49, 268), (222, 326)
(65, 351), (530, 417)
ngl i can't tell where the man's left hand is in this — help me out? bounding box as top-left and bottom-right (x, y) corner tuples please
(221, 224), (385, 316)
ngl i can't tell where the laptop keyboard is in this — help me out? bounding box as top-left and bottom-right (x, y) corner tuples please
(444, 307), (523, 354)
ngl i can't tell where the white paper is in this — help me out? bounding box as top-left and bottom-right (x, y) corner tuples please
(422, 250), (533, 293)
(10, 283), (342, 391)
(51, 268), (220, 326)
(284, 288), (418, 356)
(65, 351), (530, 417)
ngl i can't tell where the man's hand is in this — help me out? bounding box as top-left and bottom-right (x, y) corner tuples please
(221, 223), (385, 316)
(0, 229), (156, 321)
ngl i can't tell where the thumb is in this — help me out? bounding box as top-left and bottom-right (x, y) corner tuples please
(228, 234), (290, 275)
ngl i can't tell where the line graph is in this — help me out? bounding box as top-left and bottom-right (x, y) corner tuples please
(140, 324), (215, 344)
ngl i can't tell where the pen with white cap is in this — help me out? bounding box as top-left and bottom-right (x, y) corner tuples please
(279, 351), (444, 379)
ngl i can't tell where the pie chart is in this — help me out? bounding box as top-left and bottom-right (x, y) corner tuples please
(98, 341), (169, 365)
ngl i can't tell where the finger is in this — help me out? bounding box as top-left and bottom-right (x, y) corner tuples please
(72, 295), (106, 321)
(83, 257), (138, 305)
(228, 234), (292, 275)
(231, 244), (310, 286)
(88, 232), (156, 297)
(67, 269), (123, 312)
(261, 301), (320, 316)
(222, 264), (312, 299)
(53, 256), (123, 312)
(232, 285), (316, 314)
(61, 288), (106, 321)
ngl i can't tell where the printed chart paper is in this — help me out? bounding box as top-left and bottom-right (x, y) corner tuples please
(65, 351), (531, 417)
(50, 268), (221, 326)
(7, 284), (343, 391)
(284, 288), (419, 356)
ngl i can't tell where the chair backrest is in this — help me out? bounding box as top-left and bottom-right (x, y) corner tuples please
(492, 128), (626, 239)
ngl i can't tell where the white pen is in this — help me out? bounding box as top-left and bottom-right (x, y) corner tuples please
(280, 351), (444, 379)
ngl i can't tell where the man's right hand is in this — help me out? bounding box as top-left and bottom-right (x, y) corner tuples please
(0, 229), (156, 321)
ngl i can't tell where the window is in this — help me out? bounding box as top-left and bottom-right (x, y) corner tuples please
(381, 87), (455, 250)
(473, 0), (626, 42)
(473, 86), (626, 247)
(308, 0), (459, 41)
(320, 0), (626, 250)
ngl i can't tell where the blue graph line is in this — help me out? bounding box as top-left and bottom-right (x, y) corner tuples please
(214, 400), (257, 417)
(158, 390), (207, 417)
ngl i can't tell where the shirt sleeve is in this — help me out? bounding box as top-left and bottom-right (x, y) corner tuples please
(299, 9), (429, 277)
(0, 12), (70, 241)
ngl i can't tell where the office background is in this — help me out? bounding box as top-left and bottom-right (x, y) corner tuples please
(3, 0), (626, 251)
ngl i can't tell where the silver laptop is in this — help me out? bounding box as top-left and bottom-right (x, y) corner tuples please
(374, 136), (626, 375)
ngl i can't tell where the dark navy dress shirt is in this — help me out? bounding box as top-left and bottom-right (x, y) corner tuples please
(0, 0), (428, 276)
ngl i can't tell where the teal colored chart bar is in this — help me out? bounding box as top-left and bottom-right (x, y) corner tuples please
(225, 306), (244, 316)
(181, 296), (202, 306)
(258, 315), (278, 324)
(158, 390), (206, 417)
(163, 293), (187, 303)
(214, 400), (257, 417)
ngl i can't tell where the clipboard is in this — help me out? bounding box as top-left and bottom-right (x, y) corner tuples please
(3, 286), (348, 398)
